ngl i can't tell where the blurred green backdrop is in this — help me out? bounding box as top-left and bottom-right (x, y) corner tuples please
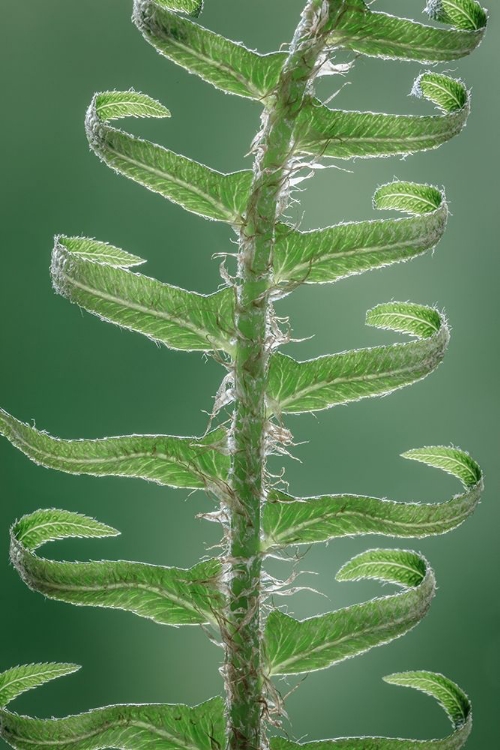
(0, 0), (498, 747)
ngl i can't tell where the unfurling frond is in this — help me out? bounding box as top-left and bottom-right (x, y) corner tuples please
(85, 90), (251, 223)
(267, 303), (448, 414)
(265, 549), (435, 675)
(0, 409), (229, 490)
(10, 509), (224, 626)
(263, 447), (482, 548)
(52, 236), (235, 353)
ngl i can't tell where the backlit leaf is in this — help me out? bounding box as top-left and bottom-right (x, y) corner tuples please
(295, 75), (469, 160)
(86, 90), (251, 223)
(11, 509), (223, 626)
(267, 303), (449, 414)
(265, 549), (435, 675)
(273, 182), (447, 287)
(0, 664), (80, 709)
(0, 408), (229, 490)
(327, 0), (486, 62)
(52, 236), (235, 353)
(134, 0), (285, 100)
(263, 447), (482, 548)
(0, 697), (225, 750)
(270, 672), (471, 748)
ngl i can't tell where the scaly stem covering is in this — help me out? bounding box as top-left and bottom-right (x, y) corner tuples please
(227, 4), (344, 748)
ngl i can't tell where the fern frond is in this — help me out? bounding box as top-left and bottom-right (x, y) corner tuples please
(267, 303), (448, 414)
(296, 74), (469, 160)
(85, 91), (251, 223)
(0, 409), (229, 490)
(274, 182), (447, 287)
(134, 0), (285, 101)
(263, 447), (482, 548)
(265, 549), (435, 676)
(10, 509), (223, 626)
(271, 672), (471, 748)
(52, 236), (235, 353)
(0, 695), (225, 750)
(327, 0), (487, 62)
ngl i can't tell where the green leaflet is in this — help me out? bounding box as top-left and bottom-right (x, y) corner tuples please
(295, 74), (469, 159)
(52, 236), (235, 354)
(426, 0), (488, 31)
(52, 236), (146, 267)
(0, 664), (80, 709)
(262, 447), (483, 548)
(10, 509), (223, 626)
(384, 671), (471, 732)
(0, 696), (225, 750)
(402, 445), (482, 487)
(265, 549), (435, 676)
(12, 509), (120, 550)
(273, 182), (447, 287)
(0, 408), (229, 490)
(85, 90), (251, 223)
(134, 0), (285, 100)
(267, 302), (448, 414)
(327, 0), (486, 62)
(270, 672), (471, 748)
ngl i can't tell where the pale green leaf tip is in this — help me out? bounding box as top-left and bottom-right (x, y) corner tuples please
(424, 0), (488, 31)
(93, 90), (171, 123)
(0, 663), (81, 708)
(411, 72), (468, 113)
(400, 446), (482, 488)
(383, 670), (471, 729)
(55, 235), (146, 268)
(12, 509), (121, 553)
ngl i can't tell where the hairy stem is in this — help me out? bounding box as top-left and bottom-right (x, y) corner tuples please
(224, 3), (345, 750)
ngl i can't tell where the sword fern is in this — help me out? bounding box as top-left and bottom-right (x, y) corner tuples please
(0, 1), (488, 749)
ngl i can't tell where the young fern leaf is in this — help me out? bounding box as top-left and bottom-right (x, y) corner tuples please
(295, 74), (469, 160)
(0, 409), (229, 490)
(271, 672), (472, 748)
(267, 303), (448, 414)
(52, 236), (235, 354)
(0, 693), (225, 750)
(273, 182), (447, 287)
(134, 0), (285, 101)
(327, 0), (487, 62)
(265, 549), (435, 676)
(85, 90), (251, 223)
(10, 510), (223, 627)
(263, 447), (483, 548)
(50, 236), (147, 267)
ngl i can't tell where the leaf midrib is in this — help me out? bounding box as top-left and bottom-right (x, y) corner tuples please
(21, 560), (216, 625)
(59, 268), (233, 354)
(150, 17), (265, 100)
(5, 717), (204, 750)
(276, 230), (442, 282)
(266, 488), (477, 545)
(270, 582), (430, 674)
(272, 338), (443, 412)
(105, 138), (239, 223)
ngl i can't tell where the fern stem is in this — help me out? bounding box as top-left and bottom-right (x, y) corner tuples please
(225, 4), (344, 750)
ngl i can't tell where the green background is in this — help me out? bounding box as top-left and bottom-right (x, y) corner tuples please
(0, 0), (498, 746)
